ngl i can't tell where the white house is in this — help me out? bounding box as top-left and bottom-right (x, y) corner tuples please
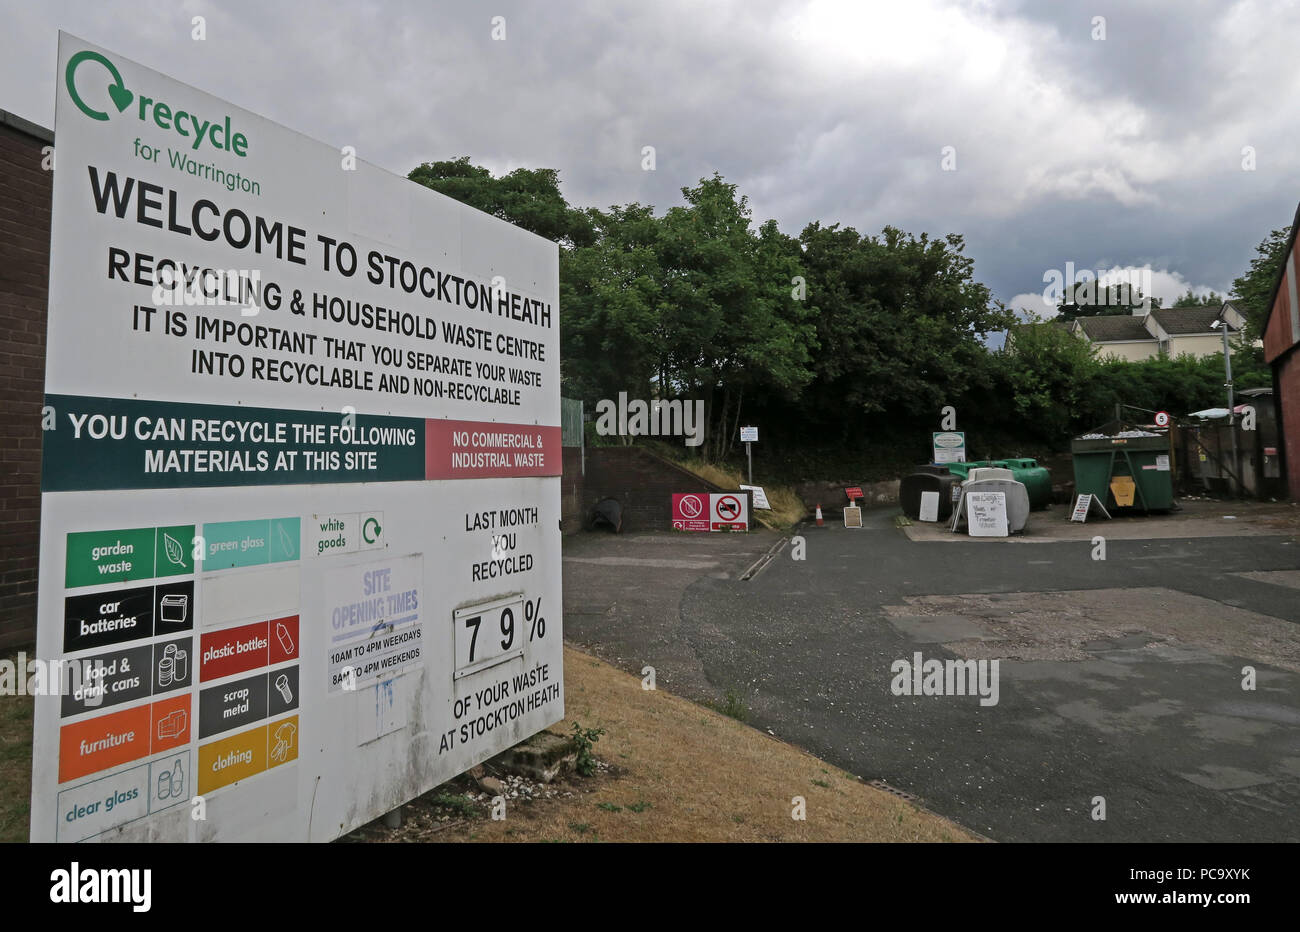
(1069, 302), (1248, 362)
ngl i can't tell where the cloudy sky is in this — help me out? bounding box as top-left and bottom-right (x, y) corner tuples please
(5, 0), (1299, 318)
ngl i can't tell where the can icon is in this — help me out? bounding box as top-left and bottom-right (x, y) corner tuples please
(158, 643), (188, 687)
(158, 645), (175, 687)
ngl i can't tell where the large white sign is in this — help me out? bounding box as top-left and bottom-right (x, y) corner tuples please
(32, 34), (563, 842)
(966, 492), (1009, 537)
(739, 484), (770, 510)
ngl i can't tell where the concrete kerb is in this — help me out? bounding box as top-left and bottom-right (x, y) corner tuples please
(899, 500), (1300, 543)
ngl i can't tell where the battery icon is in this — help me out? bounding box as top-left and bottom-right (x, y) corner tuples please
(159, 594), (189, 624)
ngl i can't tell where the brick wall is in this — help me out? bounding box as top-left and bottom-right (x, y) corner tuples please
(581, 446), (726, 531)
(0, 113), (54, 648)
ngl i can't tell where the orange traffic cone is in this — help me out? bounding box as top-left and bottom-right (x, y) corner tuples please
(815, 504), (824, 527)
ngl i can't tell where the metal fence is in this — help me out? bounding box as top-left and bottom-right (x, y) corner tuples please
(561, 397), (584, 448)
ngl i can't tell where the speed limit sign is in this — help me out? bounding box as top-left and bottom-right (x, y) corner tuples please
(1154, 411), (1170, 428)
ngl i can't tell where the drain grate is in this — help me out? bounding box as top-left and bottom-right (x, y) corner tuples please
(740, 536), (789, 581)
(869, 779), (920, 803)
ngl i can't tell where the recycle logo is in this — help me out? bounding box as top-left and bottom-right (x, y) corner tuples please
(66, 50), (133, 122)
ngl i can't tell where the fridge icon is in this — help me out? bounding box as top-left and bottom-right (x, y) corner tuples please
(159, 594), (189, 624)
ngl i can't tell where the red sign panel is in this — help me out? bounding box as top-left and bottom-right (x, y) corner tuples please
(150, 692), (191, 754)
(268, 615), (299, 666)
(425, 419), (561, 479)
(845, 487), (863, 501)
(201, 620), (272, 681)
(672, 493), (710, 532)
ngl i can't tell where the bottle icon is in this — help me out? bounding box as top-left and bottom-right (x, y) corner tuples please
(276, 622), (295, 656)
(157, 759), (184, 800)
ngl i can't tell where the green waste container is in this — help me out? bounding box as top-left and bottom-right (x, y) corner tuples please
(993, 458), (1053, 510)
(941, 459), (1052, 509)
(1071, 434), (1174, 512)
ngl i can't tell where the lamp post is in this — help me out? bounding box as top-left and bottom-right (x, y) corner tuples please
(1212, 318), (1238, 496)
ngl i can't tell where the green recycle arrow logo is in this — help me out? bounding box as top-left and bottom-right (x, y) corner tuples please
(66, 50), (133, 122)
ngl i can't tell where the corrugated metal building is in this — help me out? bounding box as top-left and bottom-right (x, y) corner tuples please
(1261, 203), (1300, 498)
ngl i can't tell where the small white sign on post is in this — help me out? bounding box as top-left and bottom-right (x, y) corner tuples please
(918, 491), (940, 523)
(933, 431), (966, 464)
(740, 426), (759, 443)
(739, 485), (770, 510)
(966, 491), (1009, 537)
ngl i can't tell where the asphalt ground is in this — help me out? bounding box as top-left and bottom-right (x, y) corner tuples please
(562, 511), (1300, 842)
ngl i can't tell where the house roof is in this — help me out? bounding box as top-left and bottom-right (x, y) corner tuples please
(1077, 315), (1152, 342)
(1150, 305), (1233, 335)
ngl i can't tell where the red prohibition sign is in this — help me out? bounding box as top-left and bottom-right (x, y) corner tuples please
(715, 495), (742, 520)
(680, 495), (703, 518)
(1154, 411), (1170, 428)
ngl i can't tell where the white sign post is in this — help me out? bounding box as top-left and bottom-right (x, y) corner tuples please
(31, 34), (564, 842)
(740, 426), (758, 484)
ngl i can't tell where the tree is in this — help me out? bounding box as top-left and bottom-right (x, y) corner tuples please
(408, 156), (595, 247)
(996, 316), (1101, 441)
(784, 222), (1012, 446)
(558, 175), (817, 460)
(655, 176), (817, 461)
(1231, 227), (1292, 339)
(1056, 280), (1158, 321)
(1171, 288), (1224, 307)
(558, 204), (663, 408)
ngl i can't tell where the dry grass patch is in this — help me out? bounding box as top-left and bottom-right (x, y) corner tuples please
(0, 648), (35, 843)
(372, 646), (974, 843)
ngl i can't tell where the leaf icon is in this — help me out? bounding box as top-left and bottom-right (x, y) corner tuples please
(163, 531), (186, 566)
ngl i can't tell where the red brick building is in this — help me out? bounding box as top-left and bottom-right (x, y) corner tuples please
(0, 110), (53, 648)
(1261, 202), (1300, 498)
